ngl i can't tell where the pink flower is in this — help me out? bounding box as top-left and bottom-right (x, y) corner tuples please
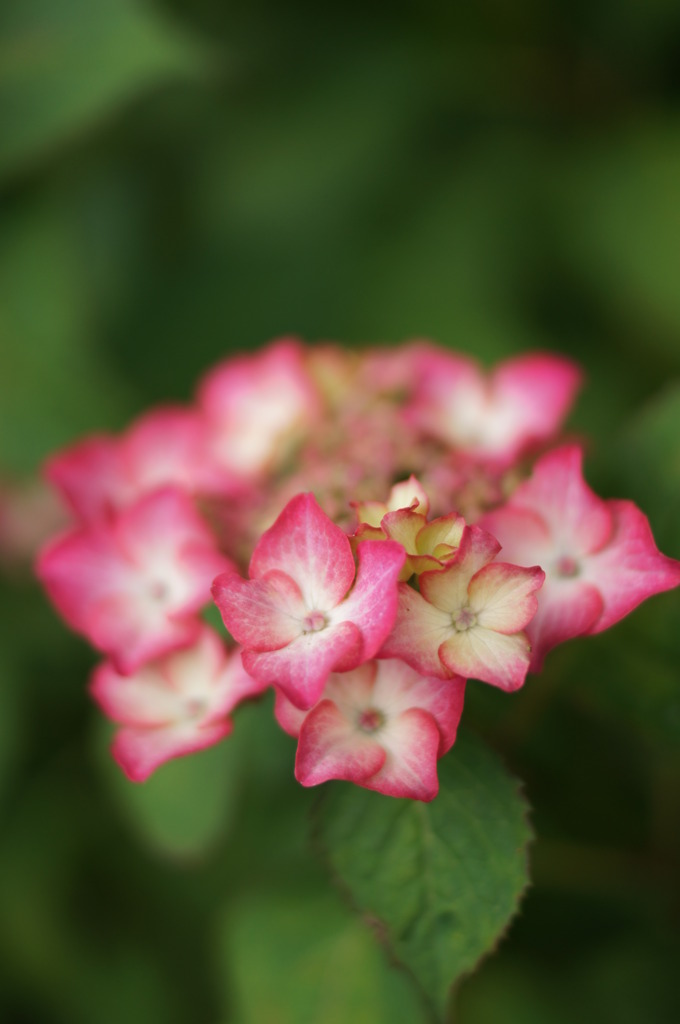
(480, 445), (680, 669)
(46, 406), (229, 523)
(91, 626), (265, 781)
(406, 350), (582, 464)
(37, 487), (231, 673)
(274, 659), (466, 801)
(212, 493), (405, 709)
(382, 525), (545, 691)
(198, 337), (320, 479)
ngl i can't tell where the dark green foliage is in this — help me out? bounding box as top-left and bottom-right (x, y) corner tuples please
(2, 1), (680, 1021)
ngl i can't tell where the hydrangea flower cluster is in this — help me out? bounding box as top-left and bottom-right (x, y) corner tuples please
(37, 339), (680, 797)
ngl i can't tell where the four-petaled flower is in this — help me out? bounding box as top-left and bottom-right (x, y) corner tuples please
(480, 445), (680, 668)
(382, 525), (545, 691)
(37, 487), (232, 674)
(212, 493), (405, 709)
(406, 349), (582, 465)
(91, 626), (266, 781)
(274, 659), (466, 801)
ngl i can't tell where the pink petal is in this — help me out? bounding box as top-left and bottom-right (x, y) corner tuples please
(273, 688), (308, 737)
(113, 719), (233, 782)
(336, 539), (405, 656)
(371, 659), (466, 756)
(123, 405), (226, 496)
(212, 568), (306, 650)
(491, 352), (582, 455)
(249, 493), (356, 610)
(366, 707), (443, 801)
(507, 446), (613, 557)
(439, 628), (531, 691)
(242, 620), (364, 709)
(45, 435), (125, 521)
(470, 562), (545, 634)
(295, 700), (386, 787)
(526, 578), (604, 670)
(584, 500), (680, 633)
(380, 584), (452, 678)
(37, 488), (229, 672)
(198, 338), (319, 477)
(478, 505), (553, 567)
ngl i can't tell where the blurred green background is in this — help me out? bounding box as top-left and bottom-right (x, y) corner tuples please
(2, 1), (680, 1021)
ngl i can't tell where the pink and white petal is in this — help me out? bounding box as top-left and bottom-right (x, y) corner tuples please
(45, 435), (126, 521)
(492, 352), (582, 451)
(510, 446), (613, 557)
(323, 662), (378, 716)
(526, 578), (604, 670)
(88, 593), (202, 674)
(387, 476), (430, 515)
(368, 708), (442, 801)
(123, 406), (222, 495)
(113, 487), (220, 567)
(419, 562), (472, 615)
(199, 338), (319, 476)
(471, 562), (545, 634)
(91, 660), (181, 727)
(439, 627), (531, 691)
(249, 493), (356, 610)
(336, 539), (405, 656)
(113, 719), (233, 782)
(371, 660), (466, 756)
(584, 500), (680, 633)
(242, 620), (364, 709)
(295, 700), (386, 787)
(212, 568), (305, 650)
(37, 526), (127, 633)
(379, 585), (452, 678)
(478, 505), (553, 568)
(273, 687), (308, 737)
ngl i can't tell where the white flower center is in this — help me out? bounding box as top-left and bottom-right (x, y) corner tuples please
(452, 607), (477, 631)
(553, 555), (579, 579)
(301, 610), (327, 634)
(357, 707), (384, 733)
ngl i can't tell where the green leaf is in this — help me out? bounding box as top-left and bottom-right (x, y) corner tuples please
(95, 720), (241, 861)
(222, 884), (428, 1024)
(0, 0), (208, 181)
(314, 731), (531, 1022)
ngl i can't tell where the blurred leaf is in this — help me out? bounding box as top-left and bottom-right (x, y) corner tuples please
(0, 190), (134, 473)
(0, 0), (209, 180)
(314, 731), (531, 1022)
(97, 720), (241, 860)
(223, 884), (428, 1024)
